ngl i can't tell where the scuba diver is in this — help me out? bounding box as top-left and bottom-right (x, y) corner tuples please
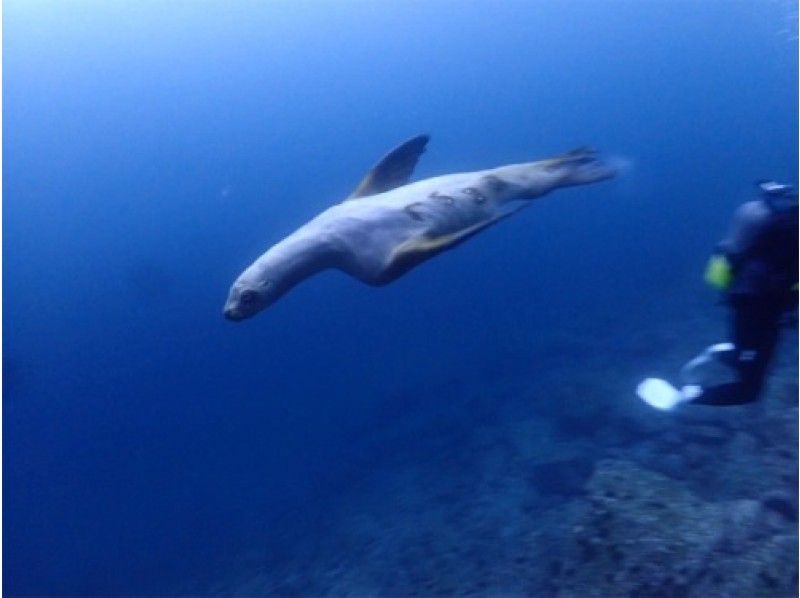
(637, 181), (798, 410)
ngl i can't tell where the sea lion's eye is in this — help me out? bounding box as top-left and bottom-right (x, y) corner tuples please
(240, 290), (258, 305)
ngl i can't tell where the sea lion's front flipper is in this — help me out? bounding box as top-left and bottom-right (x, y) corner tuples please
(381, 204), (528, 282)
(348, 134), (430, 199)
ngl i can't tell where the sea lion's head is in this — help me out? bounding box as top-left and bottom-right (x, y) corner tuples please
(223, 248), (296, 321)
(224, 233), (333, 321)
(223, 271), (278, 322)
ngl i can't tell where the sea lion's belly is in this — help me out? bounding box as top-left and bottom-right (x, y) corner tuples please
(320, 179), (495, 283)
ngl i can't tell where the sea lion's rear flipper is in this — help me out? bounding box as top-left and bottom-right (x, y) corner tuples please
(543, 147), (597, 171)
(348, 134), (430, 199)
(381, 203), (528, 282)
(541, 147), (616, 186)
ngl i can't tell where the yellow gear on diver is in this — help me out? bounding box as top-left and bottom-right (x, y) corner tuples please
(704, 254), (734, 291)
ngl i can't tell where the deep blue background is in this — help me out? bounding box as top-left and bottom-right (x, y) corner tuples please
(4, 1), (797, 594)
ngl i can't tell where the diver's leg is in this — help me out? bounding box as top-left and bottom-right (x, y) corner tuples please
(691, 297), (780, 406)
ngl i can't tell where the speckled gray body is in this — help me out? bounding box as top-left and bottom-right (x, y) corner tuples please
(224, 147), (615, 320)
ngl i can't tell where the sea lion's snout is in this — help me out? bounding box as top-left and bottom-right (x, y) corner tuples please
(223, 280), (273, 322)
(223, 306), (245, 322)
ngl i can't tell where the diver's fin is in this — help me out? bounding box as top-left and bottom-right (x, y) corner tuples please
(382, 204), (527, 282)
(348, 134), (430, 199)
(636, 378), (701, 411)
(679, 343), (736, 382)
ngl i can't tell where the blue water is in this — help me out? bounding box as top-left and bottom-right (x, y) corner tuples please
(4, 1), (797, 595)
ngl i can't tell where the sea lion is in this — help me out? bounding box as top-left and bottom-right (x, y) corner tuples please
(223, 135), (616, 320)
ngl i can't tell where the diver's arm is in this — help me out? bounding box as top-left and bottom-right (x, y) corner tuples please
(705, 200), (769, 291)
(717, 201), (768, 266)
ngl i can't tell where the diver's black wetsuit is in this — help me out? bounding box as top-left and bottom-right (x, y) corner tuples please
(693, 193), (798, 406)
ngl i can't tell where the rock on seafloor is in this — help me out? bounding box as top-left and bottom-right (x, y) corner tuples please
(211, 328), (798, 597)
(549, 459), (798, 597)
